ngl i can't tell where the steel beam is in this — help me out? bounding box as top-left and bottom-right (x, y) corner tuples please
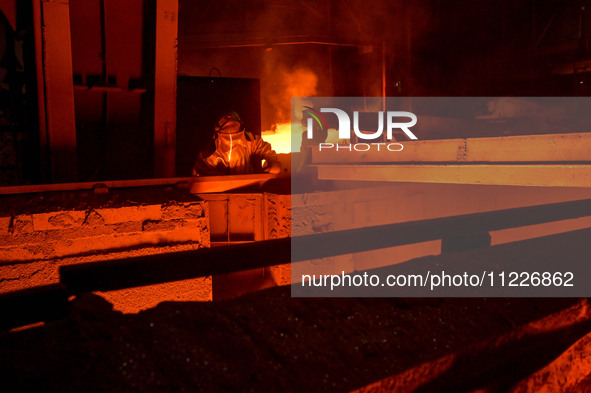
(0, 173), (286, 195)
(312, 133), (591, 164)
(0, 176), (194, 195)
(317, 164), (591, 187)
(182, 34), (373, 50)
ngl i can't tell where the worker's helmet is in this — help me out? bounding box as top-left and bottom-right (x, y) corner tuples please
(214, 111), (244, 134)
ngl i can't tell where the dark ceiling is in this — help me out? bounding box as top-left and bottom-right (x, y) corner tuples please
(179, 0), (591, 96)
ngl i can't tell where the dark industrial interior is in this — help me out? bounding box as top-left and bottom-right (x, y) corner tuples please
(2, 0), (591, 392)
(2, 0), (591, 184)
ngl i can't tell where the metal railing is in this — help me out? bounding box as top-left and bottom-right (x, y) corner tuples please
(2, 197), (591, 331)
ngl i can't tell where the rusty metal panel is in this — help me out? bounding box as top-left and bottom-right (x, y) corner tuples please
(41, 0), (78, 182)
(0, 0), (16, 30)
(153, 0), (178, 178)
(103, 0), (144, 87)
(69, 0), (102, 76)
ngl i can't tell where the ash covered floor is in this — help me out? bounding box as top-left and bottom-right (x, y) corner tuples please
(3, 225), (591, 392)
(0, 288), (588, 392)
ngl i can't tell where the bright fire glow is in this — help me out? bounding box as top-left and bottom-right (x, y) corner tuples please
(261, 123), (299, 154)
(260, 67), (320, 154)
(261, 122), (341, 153)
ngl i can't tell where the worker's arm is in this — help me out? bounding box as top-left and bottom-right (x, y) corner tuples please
(250, 134), (281, 174)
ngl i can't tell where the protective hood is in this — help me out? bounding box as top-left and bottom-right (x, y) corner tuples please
(202, 130), (252, 175)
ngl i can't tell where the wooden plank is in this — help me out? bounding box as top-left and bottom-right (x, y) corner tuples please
(312, 133), (591, 164)
(317, 164), (591, 187)
(153, 0), (178, 178)
(42, 0), (78, 182)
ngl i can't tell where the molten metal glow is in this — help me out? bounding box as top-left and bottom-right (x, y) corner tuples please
(260, 68), (320, 153)
(262, 123), (342, 153)
(261, 123), (300, 153)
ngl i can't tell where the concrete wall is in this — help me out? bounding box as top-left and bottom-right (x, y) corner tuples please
(265, 193), (291, 285)
(195, 193), (292, 287)
(0, 202), (209, 262)
(0, 201), (211, 313)
(0, 193), (294, 311)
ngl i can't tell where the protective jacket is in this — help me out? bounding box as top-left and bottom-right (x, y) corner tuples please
(192, 130), (279, 176)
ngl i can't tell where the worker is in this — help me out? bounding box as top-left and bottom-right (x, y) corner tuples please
(192, 111), (281, 176)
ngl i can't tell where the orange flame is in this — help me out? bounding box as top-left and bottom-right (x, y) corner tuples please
(261, 68), (319, 154)
(261, 123), (295, 154)
(262, 123), (343, 154)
